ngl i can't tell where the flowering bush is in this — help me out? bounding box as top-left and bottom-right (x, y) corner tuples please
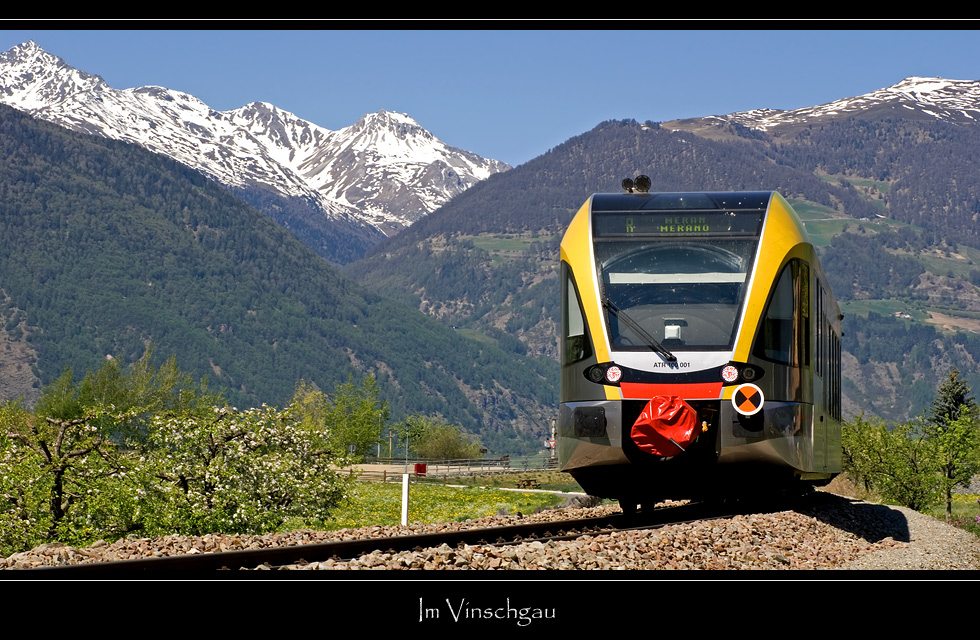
(0, 399), (146, 552)
(138, 404), (355, 536)
(0, 355), (358, 556)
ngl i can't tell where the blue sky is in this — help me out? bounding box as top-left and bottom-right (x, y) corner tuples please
(2, 28), (980, 167)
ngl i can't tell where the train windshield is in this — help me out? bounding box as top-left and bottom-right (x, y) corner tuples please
(595, 238), (759, 351)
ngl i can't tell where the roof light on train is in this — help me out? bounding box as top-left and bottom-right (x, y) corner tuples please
(622, 176), (651, 193)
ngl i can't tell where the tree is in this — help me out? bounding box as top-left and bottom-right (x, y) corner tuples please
(290, 380), (331, 452)
(139, 403), (354, 536)
(0, 351), (356, 555)
(0, 397), (142, 549)
(290, 375), (388, 462)
(0, 350), (220, 552)
(929, 368), (978, 427)
(926, 369), (980, 520)
(874, 419), (942, 512)
(0, 401), (57, 554)
(929, 412), (980, 521)
(841, 412), (885, 492)
(841, 415), (941, 511)
(398, 414), (483, 460)
(324, 376), (388, 461)
(392, 413), (430, 459)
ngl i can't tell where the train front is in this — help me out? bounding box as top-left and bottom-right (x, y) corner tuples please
(558, 189), (826, 506)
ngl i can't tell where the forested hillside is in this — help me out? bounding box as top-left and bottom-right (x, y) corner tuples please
(774, 118), (980, 247)
(842, 312), (980, 419)
(0, 104), (555, 454)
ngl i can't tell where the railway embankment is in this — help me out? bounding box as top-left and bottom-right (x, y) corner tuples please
(3, 485), (978, 570)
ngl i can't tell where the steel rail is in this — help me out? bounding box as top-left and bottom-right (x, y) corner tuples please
(27, 495), (799, 572)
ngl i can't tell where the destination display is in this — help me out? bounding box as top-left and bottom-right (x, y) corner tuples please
(593, 211), (764, 237)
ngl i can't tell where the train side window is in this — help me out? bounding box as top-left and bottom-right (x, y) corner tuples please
(831, 331), (841, 420)
(755, 259), (810, 366)
(816, 281), (823, 377)
(562, 262), (592, 365)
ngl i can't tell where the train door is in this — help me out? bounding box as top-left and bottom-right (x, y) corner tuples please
(739, 258), (815, 470)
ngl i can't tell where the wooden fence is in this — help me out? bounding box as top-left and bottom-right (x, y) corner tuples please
(351, 455), (559, 483)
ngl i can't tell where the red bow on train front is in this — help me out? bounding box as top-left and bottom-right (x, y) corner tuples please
(631, 395), (699, 457)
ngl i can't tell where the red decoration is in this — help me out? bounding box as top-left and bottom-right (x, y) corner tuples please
(631, 395), (699, 457)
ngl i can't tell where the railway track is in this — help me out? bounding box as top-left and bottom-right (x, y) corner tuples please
(29, 495), (800, 572)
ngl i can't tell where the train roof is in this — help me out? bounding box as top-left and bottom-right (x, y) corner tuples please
(590, 191), (775, 212)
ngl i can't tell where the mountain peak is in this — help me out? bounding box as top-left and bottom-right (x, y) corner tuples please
(348, 110), (429, 139)
(0, 40), (47, 63)
(881, 76), (980, 102)
(361, 109), (416, 124)
(0, 41), (106, 110)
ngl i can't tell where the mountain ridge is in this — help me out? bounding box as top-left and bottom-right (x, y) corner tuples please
(664, 75), (980, 139)
(0, 41), (509, 262)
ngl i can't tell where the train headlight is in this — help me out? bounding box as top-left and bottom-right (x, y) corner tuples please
(721, 363), (763, 383)
(585, 363), (626, 385)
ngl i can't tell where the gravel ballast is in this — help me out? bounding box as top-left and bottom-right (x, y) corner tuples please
(2, 491), (978, 571)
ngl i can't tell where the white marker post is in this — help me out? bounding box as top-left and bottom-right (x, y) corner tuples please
(401, 473), (410, 526)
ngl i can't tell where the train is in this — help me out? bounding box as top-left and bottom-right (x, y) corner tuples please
(558, 181), (842, 512)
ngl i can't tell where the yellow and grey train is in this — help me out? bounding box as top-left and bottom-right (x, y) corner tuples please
(559, 184), (842, 511)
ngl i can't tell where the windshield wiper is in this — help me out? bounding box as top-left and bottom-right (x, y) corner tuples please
(602, 299), (677, 362)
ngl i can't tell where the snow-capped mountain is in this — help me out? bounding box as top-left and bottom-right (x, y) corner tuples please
(0, 41), (509, 241)
(668, 76), (980, 134)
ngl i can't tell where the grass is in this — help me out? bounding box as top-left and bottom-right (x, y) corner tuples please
(320, 471), (980, 542)
(455, 233), (559, 264)
(924, 494), (980, 537)
(321, 477), (569, 530)
(841, 299), (922, 320)
(788, 198), (837, 221)
(788, 190), (926, 249)
(448, 469), (585, 492)
(464, 233), (558, 253)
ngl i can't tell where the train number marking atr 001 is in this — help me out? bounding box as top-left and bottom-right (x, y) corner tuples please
(558, 185), (843, 506)
(731, 383), (764, 416)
